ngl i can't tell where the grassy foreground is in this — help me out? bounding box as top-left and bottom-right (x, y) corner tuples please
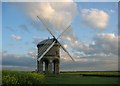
(1, 70), (120, 85)
(2, 70), (44, 85)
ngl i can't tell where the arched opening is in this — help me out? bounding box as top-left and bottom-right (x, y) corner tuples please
(53, 59), (59, 74)
(40, 58), (49, 74)
(38, 58), (59, 74)
(43, 61), (45, 72)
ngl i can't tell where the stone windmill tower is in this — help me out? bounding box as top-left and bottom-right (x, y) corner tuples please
(37, 16), (75, 74)
(37, 38), (60, 74)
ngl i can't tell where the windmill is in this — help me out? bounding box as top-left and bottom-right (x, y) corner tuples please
(37, 16), (75, 74)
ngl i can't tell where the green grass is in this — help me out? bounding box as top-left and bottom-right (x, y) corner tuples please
(2, 70), (120, 85)
(61, 71), (120, 76)
(44, 73), (119, 84)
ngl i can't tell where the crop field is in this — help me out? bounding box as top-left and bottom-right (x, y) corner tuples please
(1, 70), (120, 85)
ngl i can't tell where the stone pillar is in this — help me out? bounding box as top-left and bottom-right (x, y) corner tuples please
(39, 61), (43, 73)
(55, 62), (59, 74)
(48, 60), (53, 74)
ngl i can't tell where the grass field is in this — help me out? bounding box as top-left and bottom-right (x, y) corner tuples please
(1, 70), (120, 85)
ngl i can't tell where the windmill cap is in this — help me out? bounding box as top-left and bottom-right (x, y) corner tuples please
(37, 38), (60, 47)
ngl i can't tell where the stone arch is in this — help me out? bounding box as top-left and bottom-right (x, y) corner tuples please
(53, 59), (60, 74)
(38, 58), (60, 74)
(39, 58), (49, 74)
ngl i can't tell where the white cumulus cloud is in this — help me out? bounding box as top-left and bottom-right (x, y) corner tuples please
(27, 51), (37, 59)
(11, 34), (22, 41)
(89, 33), (118, 55)
(18, 2), (77, 33)
(80, 9), (109, 29)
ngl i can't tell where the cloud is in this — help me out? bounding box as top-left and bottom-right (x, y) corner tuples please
(17, 2), (77, 33)
(60, 33), (118, 64)
(2, 46), (118, 71)
(60, 54), (118, 71)
(11, 34), (22, 41)
(59, 27), (90, 52)
(80, 9), (109, 29)
(73, 33), (118, 56)
(61, 62), (118, 71)
(27, 51), (37, 59)
(63, 44), (67, 49)
(90, 33), (118, 55)
(59, 43), (118, 71)
(2, 51), (36, 67)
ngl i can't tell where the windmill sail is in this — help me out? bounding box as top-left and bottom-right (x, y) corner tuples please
(58, 41), (75, 61)
(37, 16), (55, 38)
(37, 15), (75, 62)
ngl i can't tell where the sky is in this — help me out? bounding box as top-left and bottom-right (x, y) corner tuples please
(1, 1), (119, 71)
